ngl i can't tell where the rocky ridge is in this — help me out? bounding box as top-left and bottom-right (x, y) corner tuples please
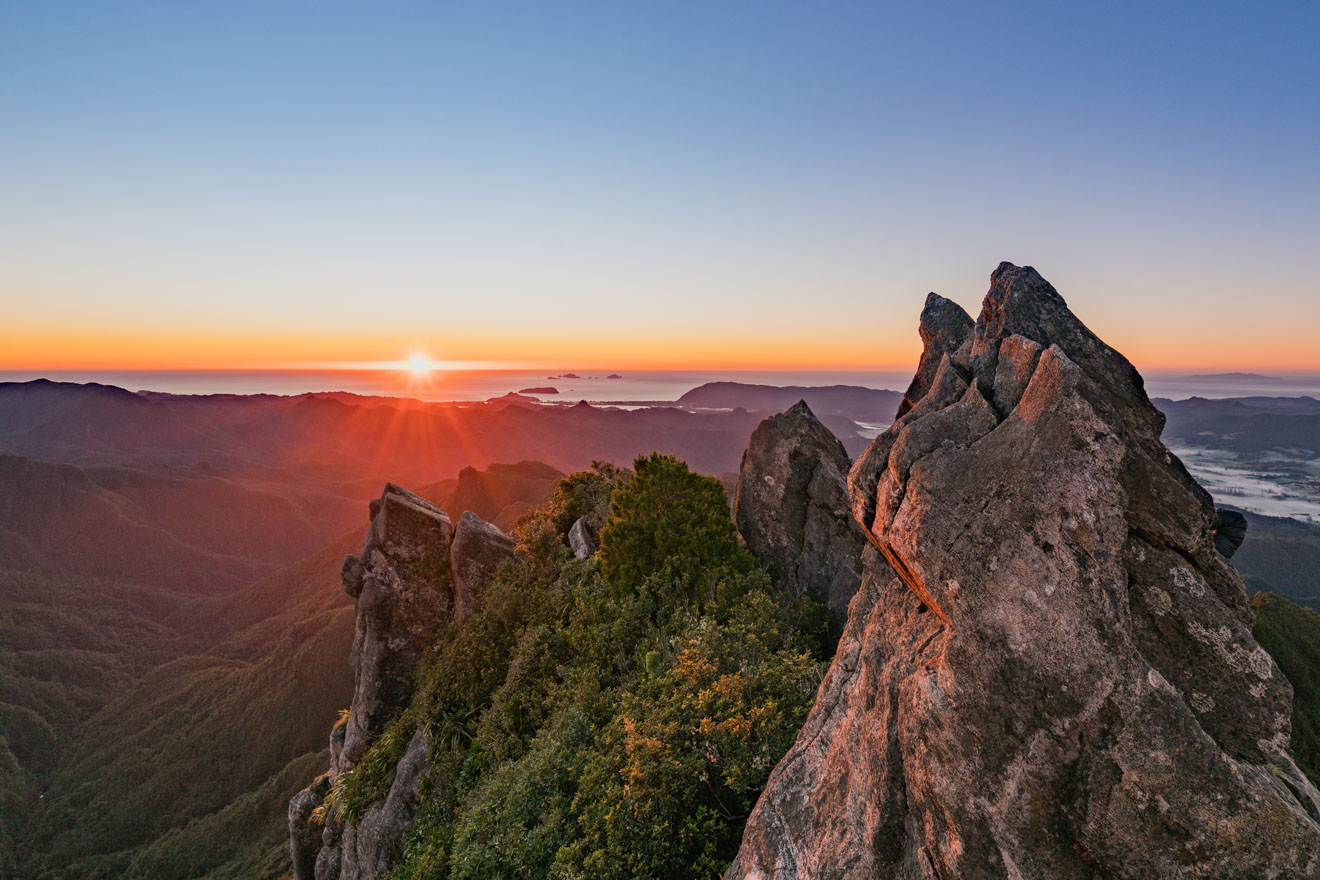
(289, 483), (514, 880)
(728, 263), (1320, 878)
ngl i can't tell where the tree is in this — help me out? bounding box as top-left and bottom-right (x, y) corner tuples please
(598, 453), (750, 596)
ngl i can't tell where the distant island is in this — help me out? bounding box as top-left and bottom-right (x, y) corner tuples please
(519, 386), (559, 394)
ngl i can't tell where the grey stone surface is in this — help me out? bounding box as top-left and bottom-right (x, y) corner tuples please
(288, 774), (329, 880)
(568, 516), (598, 559)
(341, 484), (453, 768)
(450, 510), (514, 622)
(895, 292), (974, 419)
(735, 400), (867, 631)
(337, 731), (429, 880)
(1214, 507), (1249, 558)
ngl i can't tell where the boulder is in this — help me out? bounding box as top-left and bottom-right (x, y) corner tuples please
(728, 263), (1320, 879)
(568, 516), (598, 559)
(735, 401), (867, 630)
(1213, 508), (1249, 558)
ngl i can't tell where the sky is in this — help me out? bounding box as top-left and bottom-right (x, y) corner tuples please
(1, 1), (1317, 371)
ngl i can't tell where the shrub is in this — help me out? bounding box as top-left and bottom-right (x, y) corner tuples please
(598, 453), (751, 597)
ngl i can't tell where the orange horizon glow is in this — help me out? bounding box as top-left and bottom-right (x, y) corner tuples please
(5, 348), (1320, 375)
(4, 326), (1320, 374)
(0, 327), (922, 372)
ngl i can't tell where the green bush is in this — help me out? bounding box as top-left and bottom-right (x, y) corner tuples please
(599, 453), (752, 596)
(559, 588), (820, 879)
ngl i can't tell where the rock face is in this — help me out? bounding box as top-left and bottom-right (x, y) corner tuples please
(289, 775), (331, 880)
(340, 485), (454, 768)
(450, 511), (516, 622)
(568, 516), (598, 559)
(291, 484), (514, 880)
(735, 401), (867, 630)
(728, 263), (1320, 879)
(326, 731), (430, 880)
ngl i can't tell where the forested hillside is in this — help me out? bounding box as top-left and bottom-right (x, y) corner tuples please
(0, 456), (563, 879)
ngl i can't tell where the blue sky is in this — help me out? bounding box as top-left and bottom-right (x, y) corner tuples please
(1, 1), (1317, 368)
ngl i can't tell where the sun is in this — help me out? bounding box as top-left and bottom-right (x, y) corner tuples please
(406, 353), (431, 376)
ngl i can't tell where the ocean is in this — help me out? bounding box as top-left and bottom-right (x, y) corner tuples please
(0, 368), (915, 403)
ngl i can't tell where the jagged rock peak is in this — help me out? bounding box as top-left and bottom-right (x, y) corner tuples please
(895, 292), (974, 419)
(347, 484), (451, 594)
(968, 262), (1155, 422)
(735, 400), (867, 631)
(730, 263), (1320, 879)
(292, 484), (514, 880)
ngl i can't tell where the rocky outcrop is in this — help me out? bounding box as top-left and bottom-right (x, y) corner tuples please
(291, 484), (514, 880)
(289, 775), (331, 880)
(1213, 508), (1249, 558)
(340, 485), (454, 768)
(728, 263), (1320, 879)
(735, 401), (867, 630)
(450, 511), (515, 622)
(568, 516), (598, 559)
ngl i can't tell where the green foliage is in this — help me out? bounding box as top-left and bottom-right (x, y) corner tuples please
(412, 547), (454, 594)
(513, 462), (624, 560)
(545, 461), (627, 536)
(558, 589), (820, 879)
(10, 589), (354, 880)
(448, 711), (593, 880)
(0, 465), (374, 880)
(0, 566), (201, 874)
(332, 718), (420, 825)
(599, 453), (752, 595)
(379, 459), (827, 880)
(125, 750), (329, 880)
(1253, 592), (1320, 787)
